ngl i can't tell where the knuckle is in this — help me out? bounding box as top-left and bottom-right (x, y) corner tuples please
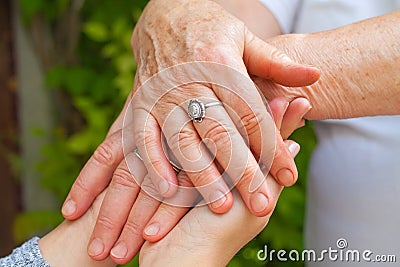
(193, 45), (231, 64)
(203, 121), (231, 147)
(168, 127), (198, 155)
(135, 128), (152, 147)
(97, 214), (117, 231)
(134, 116), (159, 147)
(111, 167), (138, 190)
(158, 205), (180, 221)
(177, 173), (193, 187)
(72, 176), (90, 195)
(122, 219), (143, 237)
(140, 178), (160, 197)
(240, 109), (264, 137)
(147, 157), (165, 174)
(270, 48), (286, 62)
(92, 140), (116, 167)
(134, 135), (166, 173)
(189, 167), (218, 187)
(235, 163), (259, 189)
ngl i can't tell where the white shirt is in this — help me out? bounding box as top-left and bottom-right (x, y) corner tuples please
(260, 1), (400, 266)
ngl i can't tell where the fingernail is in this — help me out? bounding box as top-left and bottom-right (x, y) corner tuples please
(111, 242), (128, 259)
(277, 168), (295, 185)
(250, 192), (269, 213)
(62, 200), (76, 216)
(88, 238), (104, 257)
(210, 190), (227, 209)
(158, 180), (170, 195)
(288, 142), (301, 157)
(144, 223), (160, 236)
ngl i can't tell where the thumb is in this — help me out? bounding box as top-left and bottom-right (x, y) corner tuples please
(243, 29), (320, 87)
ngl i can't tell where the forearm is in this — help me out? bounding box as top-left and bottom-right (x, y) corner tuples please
(263, 10), (400, 119)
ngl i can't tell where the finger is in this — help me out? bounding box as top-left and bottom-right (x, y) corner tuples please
(214, 84), (298, 189)
(280, 98), (312, 139)
(62, 128), (134, 220)
(190, 97), (276, 217)
(250, 97), (307, 188)
(206, 63), (298, 191)
(87, 152), (146, 260)
(265, 139), (300, 192)
(189, 74), (294, 214)
(268, 131), (299, 187)
(284, 140), (301, 159)
(268, 97), (290, 129)
(134, 111), (178, 198)
(241, 96), (300, 188)
(139, 141), (300, 265)
(143, 172), (198, 242)
(161, 103), (234, 214)
(244, 29), (320, 87)
(110, 176), (161, 265)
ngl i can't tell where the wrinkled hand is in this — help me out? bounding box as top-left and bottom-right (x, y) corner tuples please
(130, 0), (319, 217)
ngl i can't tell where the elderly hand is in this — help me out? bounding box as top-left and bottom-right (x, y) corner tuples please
(253, 10), (400, 119)
(130, 0), (318, 215)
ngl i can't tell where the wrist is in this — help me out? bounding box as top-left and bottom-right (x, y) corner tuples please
(140, 235), (227, 267)
(264, 29), (394, 120)
(38, 193), (113, 267)
(262, 33), (356, 120)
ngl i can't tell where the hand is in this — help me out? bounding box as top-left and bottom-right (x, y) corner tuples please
(82, 97), (309, 265)
(140, 187), (290, 267)
(40, 115), (298, 267)
(130, 0), (319, 217)
(254, 10), (400, 119)
(139, 127), (301, 267)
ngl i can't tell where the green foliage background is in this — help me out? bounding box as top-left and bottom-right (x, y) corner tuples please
(15, 1), (316, 266)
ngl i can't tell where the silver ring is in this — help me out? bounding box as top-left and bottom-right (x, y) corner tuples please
(134, 148), (143, 161)
(188, 99), (223, 123)
(134, 148), (182, 173)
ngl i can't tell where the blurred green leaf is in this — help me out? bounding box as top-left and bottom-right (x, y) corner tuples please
(83, 21), (109, 42)
(19, 0), (45, 23)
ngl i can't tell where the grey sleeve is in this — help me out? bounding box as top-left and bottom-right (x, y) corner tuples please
(0, 237), (50, 267)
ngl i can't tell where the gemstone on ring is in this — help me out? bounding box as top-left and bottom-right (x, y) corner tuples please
(188, 99), (206, 122)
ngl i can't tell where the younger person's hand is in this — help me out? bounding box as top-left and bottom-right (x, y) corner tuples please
(80, 97), (310, 264)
